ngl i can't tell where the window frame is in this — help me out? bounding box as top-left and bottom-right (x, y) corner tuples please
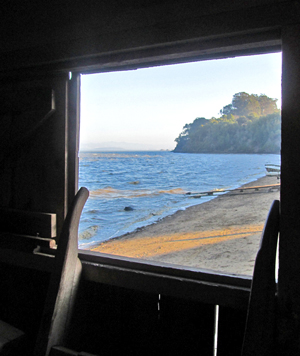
(74, 31), (282, 309)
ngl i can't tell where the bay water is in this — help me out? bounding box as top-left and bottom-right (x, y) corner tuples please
(78, 151), (280, 249)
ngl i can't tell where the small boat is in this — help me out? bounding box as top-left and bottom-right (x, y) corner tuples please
(265, 163), (280, 176)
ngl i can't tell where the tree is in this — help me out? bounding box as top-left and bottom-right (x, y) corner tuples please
(257, 94), (279, 115)
(220, 104), (233, 116)
(220, 92), (279, 118)
(173, 92), (281, 154)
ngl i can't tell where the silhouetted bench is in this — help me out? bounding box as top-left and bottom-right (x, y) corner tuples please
(0, 207), (57, 354)
(242, 199), (280, 355)
(0, 187), (89, 356)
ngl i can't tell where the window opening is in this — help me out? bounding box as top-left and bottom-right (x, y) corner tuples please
(78, 52), (281, 276)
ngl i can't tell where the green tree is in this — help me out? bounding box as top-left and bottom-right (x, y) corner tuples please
(219, 92), (279, 118)
(257, 94), (279, 115)
(173, 92), (281, 154)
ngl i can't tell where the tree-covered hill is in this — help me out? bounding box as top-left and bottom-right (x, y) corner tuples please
(173, 92), (281, 154)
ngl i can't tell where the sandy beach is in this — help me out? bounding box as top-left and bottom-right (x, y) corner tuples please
(91, 175), (280, 276)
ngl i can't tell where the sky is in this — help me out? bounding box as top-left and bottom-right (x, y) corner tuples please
(80, 52), (282, 151)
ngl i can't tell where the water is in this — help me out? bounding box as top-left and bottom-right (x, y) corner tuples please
(78, 151), (280, 249)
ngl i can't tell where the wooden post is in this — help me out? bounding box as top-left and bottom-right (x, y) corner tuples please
(278, 24), (300, 354)
(66, 73), (81, 211)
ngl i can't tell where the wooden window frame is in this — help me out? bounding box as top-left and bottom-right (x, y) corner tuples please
(72, 29), (282, 309)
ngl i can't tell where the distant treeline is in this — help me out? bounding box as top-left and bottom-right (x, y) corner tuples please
(173, 92), (281, 154)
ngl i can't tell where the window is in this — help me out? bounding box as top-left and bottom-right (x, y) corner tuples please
(78, 52), (281, 276)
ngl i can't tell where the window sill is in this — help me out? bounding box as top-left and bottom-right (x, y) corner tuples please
(79, 250), (251, 310)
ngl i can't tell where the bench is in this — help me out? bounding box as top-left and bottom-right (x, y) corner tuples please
(242, 199), (280, 355)
(0, 187), (89, 356)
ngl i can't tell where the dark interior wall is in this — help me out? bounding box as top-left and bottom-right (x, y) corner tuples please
(277, 23), (300, 354)
(0, 0), (289, 230)
(0, 76), (70, 233)
(67, 279), (247, 356)
(1, 1), (300, 353)
(0, 1), (288, 50)
(0, 262), (50, 354)
(0, 0), (295, 74)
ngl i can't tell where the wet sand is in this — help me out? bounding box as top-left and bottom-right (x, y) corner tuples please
(91, 175), (280, 275)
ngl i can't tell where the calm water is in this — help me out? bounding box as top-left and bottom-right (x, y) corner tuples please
(78, 151), (280, 249)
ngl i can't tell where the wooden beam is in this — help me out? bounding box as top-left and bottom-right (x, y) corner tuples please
(0, 2), (288, 75)
(0, 208), (56, 238)
(278, 23), (300, 354)
(80, 251), (251, 310)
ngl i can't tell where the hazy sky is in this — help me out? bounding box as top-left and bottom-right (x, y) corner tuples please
(80, 52), (282, 151)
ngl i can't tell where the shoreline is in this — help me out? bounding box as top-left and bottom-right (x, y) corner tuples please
(91, 174), (280, 275)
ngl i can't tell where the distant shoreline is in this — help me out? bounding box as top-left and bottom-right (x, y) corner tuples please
(79, 150), (280, 154)
(172, 150), (281, 154)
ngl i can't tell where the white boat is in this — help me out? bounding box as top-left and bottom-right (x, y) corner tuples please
(265, 163), (280, 176)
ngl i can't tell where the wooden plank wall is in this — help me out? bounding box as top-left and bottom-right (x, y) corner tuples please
(0, 262), (50, 355)
(58, 279), (249, 355)
(1, 1), (300, 354)
(0, 1), (291, 75)
(0, 76), (69, 234)
(278, 23), (300, 354)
